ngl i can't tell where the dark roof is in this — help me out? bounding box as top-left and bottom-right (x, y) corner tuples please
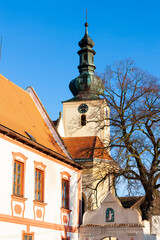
(52, 119), (58, 128)
(119, 191), (160, 215)
(118, 196), (143, 208)
(52, 112), (62, 128)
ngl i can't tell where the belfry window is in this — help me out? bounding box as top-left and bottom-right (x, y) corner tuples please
(80, 54), (82, 64)
(81, 114), (86, 126)
(84, 54), (87, 61)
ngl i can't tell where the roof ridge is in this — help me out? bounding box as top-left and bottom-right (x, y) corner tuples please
(27, 86), (72, 159)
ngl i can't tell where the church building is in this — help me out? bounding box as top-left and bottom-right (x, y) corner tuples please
(54, 22), (160, 240)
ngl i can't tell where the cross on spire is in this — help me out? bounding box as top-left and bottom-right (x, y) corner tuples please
(85, 8), (89, 35)
(86, 8), (88, 23)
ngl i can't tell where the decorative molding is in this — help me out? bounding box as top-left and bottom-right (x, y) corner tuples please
(11, 195), (27, 218)
(11, 195), (28, 202)
(60, 171), (71, 180)
(33, 200), (48, 206)
(33, 200), (47, 222)
(12, 152), (28, 162)
(0, 213), (78, 232)
(34, 161), (46, 171)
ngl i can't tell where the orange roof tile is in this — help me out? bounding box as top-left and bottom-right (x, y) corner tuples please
(63, 136), (112, 160)
(0, 74), (67, 157)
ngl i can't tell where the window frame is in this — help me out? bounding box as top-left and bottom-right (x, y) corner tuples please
(22, 231), (34, 240)
(62, 178), (69, 209)
(12, 152), (28, 198)
(34, 161), (46, 203)
(81, 114), (87, 126)
(13, 160), (24, 196)
(35, 168), (44, 202)
(60, 172), (71, 210)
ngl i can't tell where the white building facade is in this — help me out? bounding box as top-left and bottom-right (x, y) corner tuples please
(0, 74), (82, 240)
(0, 134), (81, 240)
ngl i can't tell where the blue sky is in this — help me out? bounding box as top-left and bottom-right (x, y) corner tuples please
(0, 0), (160, 120)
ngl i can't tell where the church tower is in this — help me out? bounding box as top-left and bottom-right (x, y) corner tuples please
(61, 22), (118, 213)
(63, 22), (110, 147)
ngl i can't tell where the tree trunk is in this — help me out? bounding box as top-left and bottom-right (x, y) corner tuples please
(140, 189), (155, 220)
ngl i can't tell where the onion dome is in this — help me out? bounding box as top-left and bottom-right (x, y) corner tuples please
(69, 22), (104, 100)
(69, 73), (104, 100)
(78, 23), (95, 48)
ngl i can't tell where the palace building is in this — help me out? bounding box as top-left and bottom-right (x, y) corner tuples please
(0, 74), (82, 240)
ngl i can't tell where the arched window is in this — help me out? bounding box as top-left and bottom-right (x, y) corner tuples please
(81, 114), (86, 126)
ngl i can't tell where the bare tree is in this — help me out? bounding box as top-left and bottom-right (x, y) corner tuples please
(99, 59), (160, 220)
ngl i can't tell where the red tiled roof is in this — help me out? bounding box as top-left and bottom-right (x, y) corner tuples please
(0, 74), (67, 157)
(63, 136), (112, 160)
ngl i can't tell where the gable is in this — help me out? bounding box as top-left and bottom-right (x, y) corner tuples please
(83, 192), (142, 226)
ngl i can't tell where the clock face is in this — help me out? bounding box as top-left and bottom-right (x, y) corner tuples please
(78, 103), (88, 113)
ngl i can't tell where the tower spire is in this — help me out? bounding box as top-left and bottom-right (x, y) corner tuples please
(69, 20), (104, 100)
(78, 20), (95, 75)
